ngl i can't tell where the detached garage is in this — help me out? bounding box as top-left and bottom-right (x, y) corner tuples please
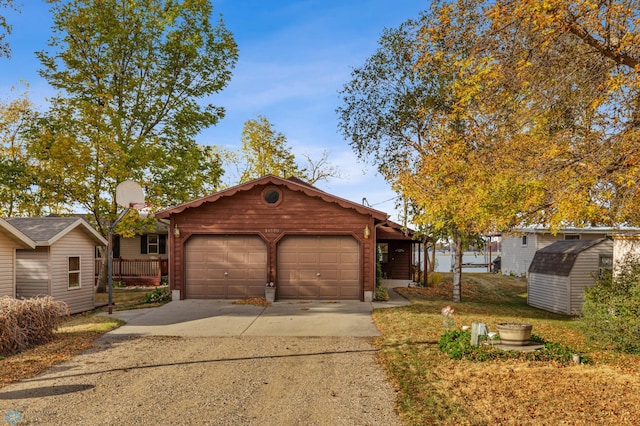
(156, 175), (392, 301)
(527, 238), (613, 315)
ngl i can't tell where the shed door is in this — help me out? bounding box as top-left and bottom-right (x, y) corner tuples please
(185, 235), (267, 299)
(277, 236), (360, 300)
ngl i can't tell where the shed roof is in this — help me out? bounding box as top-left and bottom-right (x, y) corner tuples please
(0, 218), (36, 249)
(6, 217), (107, 246)
(528, 238), (610, 276)
(155, 175), (390, 221)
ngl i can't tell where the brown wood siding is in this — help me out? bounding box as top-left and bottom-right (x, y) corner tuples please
(49, 229), (97, 314)
(170, 185), (374, 300)
(0, 233), (16, 297)
(15, 247), (49, 298)
(380, 240), (412, 280)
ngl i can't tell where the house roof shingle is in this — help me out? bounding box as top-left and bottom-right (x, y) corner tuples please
(0, 218), (36, 249)
(6, 217), (107, 246)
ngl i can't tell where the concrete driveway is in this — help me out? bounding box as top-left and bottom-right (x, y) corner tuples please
(103, 291), (409, 337)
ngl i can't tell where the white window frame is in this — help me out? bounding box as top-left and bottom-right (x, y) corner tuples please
(68, 256), (81, 289)
(147, 234), (159, 255)
(599, 254), (613, 278)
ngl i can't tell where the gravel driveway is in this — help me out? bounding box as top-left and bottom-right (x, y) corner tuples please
(0, 300), (405, 425)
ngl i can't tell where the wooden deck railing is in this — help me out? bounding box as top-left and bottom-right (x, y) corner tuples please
(95, 258), (168, 283)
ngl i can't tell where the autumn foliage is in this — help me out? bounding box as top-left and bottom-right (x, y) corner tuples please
(0, 296), (69, 356)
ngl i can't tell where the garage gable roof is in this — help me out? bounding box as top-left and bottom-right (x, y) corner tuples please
(6, 217), (108, 246)
(156, 175), (389, 220)
(528, 238), (610, 276)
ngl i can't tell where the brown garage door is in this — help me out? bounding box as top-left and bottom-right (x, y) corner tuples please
(277, 236), (360, 300)
(185, 235), (267, 299)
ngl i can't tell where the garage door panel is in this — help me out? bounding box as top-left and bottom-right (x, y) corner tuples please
(319, 252), (338, 263)
(277, 236), (360, 300)
(340, 270), (359, 280)
(186, 235), (267, 299)
(341, 253), (358, 263)
(298, 253), (316, 263)
(320, 270), (338, 280)
(298, 269), (318, 280)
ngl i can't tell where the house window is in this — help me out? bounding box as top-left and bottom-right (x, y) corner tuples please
(599, 255), (613, 278)
(69, 256), (81, 289)
(140, 234), (166, 255)
(521, 235), (528, 247)
(564, 234), (580, 240)
(147, 234), (159, 254)
(378, 243), (389, 263)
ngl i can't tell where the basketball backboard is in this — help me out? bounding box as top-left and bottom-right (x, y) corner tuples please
(115, 180), (145, 208)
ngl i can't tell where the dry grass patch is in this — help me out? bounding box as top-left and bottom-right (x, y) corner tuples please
(0, 314), (123, 388)
(1, 286), (166, 389)
(374, 273), (640, 425)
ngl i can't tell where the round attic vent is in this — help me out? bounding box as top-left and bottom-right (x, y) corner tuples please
(263, 188), (281, 205)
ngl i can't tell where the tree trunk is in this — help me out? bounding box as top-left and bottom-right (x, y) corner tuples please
(452, 233), (463, 302)
(96, 245), (108, 293)
(430, 242), (436, 273)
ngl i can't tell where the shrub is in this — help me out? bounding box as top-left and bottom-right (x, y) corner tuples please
(0, 296), (69, 356)
(580, 254), (640, 354)
(375, 285), (389, 301)
(438, 330), (588, 363)
(141, 287), (171, 304)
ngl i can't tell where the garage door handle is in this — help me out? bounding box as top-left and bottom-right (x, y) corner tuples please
(316, 272), (320, 277)
(224, 272), (228, 276)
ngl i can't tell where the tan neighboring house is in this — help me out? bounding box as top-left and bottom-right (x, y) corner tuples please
(0, 218), (36, 298)
(6, 217), (107, 314)
(107, 220), (168, 285)
(613, 234), (640, 273)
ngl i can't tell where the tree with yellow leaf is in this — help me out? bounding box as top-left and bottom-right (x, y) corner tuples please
(0, 90), (57, 216)
(487, 0), (640, 226)
(30, 0), (238, 291)
(339, 0), (640, 301)
(338, 0), (512, 301)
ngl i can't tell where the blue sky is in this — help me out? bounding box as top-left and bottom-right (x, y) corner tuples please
(0, 1), (427, 221)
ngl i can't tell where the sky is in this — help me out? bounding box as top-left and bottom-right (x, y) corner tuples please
(0, 1), (428, 222)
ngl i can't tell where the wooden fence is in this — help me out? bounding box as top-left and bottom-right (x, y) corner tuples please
(95, 258), (168, 286)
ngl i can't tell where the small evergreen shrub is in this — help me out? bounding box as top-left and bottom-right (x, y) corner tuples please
(375, 286), (389, 301)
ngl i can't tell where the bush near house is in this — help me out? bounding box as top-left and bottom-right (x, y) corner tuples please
(0, 296), (69, 356)
(581, 255), (640, 354)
